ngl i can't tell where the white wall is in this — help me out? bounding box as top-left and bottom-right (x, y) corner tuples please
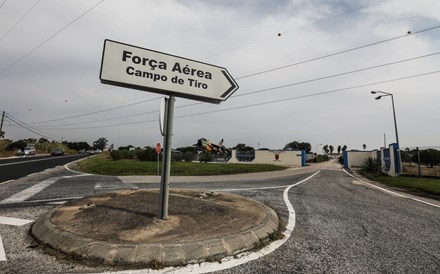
(228, 150), (302, 166)
(345, 150), (378, 168)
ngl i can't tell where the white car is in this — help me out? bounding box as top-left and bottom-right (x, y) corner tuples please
(17, 146), (36, 156)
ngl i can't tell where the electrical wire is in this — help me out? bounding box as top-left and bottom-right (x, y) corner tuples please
(205, 0), (386, 59)
(236, 24), (440, 80)
(30, 69), (440, 130)
(23, 50), (440, 127)
(0, 0), (105, 75)
(28, 96), (162, 125)
(5, 114), (58, 139)
(0, 0), (7, 9)
(175, 70), (440, 119)
(0, 0), (41, 42)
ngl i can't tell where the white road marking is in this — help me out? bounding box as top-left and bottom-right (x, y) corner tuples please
(0, 156), (73, 167)
(0, 178), (58, 204)
(0, 216), (33, 226)
(343, 169), (440, 208)
(0, 175), (87, 204)
(0, 216), (34, 262)
(109, 170), (321, 274)
(0, 180), (15, 186)
(0, 236), (6, 261)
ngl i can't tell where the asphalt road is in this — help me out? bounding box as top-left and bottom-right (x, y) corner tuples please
(0, 154), (89, 183)
(0, 160), (438, 273)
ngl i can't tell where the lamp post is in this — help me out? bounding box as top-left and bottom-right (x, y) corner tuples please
(371, 90), (401, 174)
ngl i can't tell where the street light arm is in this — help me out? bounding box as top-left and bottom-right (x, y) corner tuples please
(371, 90), (392, 96)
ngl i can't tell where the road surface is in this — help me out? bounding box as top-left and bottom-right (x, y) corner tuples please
(0, 159), (438, 273)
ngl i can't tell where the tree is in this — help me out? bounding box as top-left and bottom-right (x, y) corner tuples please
(342, 145), (347, 152)
(0, 130), (4, 138)
(363, 144), (367, 151)
(337, 145), (341, 155)
(322, 145), (329, 154)
(38, 137), (49, 143)
(233, 143), (254, 151)
(93, 137), (108, 150)
(329, 145), (334, 155)
(284, 141), (311, 152)
(411, 148), (440, 168)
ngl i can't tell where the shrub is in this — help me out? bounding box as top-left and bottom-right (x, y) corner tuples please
(199, 152), (213, 163)
(314, 154), (329, 163)
(183, 151), (195, 162)
(136, 148), (156, 161)
(110, 150), (136, 160)
(110, 150), (123, 161)
(338, 155), (344, 164)
(361, 157), (383, 174)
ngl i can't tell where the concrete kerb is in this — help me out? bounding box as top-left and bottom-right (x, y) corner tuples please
(30, 193), (280, 267)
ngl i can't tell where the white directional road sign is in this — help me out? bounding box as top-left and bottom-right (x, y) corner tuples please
(100, 40), (239, 104)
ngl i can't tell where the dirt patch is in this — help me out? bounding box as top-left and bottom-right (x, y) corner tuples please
(51, 189), (266, 244)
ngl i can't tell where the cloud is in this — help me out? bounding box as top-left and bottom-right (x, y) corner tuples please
(1, 0), (439, 151)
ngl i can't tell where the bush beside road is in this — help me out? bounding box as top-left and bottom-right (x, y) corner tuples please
(360, 171), (440, 198)
(76, 152), (286, 176)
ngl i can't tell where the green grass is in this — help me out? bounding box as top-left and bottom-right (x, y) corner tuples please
(361, 171), (440, 197)
(77, 153), (286, 176)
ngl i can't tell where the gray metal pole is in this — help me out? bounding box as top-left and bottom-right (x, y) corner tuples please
(390, 94), (400, 147)
(159, 95), (175, 219)
(0, 111), (5, 138)
(389, 94), (402, 174)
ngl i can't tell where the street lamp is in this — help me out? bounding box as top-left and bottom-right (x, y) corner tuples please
(371, 90), (401, 174)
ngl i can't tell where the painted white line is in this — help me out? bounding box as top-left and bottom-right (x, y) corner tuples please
(0, 216), (33, 226)
(342, 169), (440, 209)
(64, 158), (92, 175)
(0, 178), (58, 204)
(0, 155), (75, 167)
(0, 235), (6, 261)
(24, 196), (83, 204)
(212, 185), (292, 192)
(109, 170), (321, 274)
(0, 175), (87, 204)
(0, 180), (15, 186)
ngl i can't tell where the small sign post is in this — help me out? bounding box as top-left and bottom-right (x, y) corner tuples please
(156, 142), (161, 175)
(100, 39), (238, 219)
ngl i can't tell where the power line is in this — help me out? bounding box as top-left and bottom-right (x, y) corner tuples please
(236, 24), (440, 80)
(204, 0), (386, 59)
(27, 51), (440, 127)
(28, 96), (162, 125)
(0, 0), (41, 42)
(0, 0), (105, 75)
(32, 69), (440, 130)
(0, 0), (7, 9)
(5, 114), (58, 139)
(176, 70), (440, 119)
(233, 51), (440, 98)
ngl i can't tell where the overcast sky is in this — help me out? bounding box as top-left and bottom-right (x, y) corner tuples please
(1, 0), (439, 151)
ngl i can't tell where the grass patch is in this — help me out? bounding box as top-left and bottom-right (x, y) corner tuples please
(361, 171), (440, 197)
(77, 153), (286, 176)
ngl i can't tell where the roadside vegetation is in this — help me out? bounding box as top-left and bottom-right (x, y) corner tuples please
(77, 153), (287, 176)
(360, 157), (440, 197)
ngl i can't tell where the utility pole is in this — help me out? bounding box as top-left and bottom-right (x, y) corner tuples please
(0, 111), (5, 138)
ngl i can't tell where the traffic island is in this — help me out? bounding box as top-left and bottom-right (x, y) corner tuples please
(31, 189), (279, 268)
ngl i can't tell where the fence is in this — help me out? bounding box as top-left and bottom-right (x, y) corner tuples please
(400, 146), (440, 177)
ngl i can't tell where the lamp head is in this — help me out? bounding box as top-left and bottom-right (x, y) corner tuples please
(371, 91), (377, 94)
(375, 96), (382, 100)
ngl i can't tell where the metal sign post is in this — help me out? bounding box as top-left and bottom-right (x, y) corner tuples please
(159, 96), (175, 219)
(99, 39), (238, 220)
